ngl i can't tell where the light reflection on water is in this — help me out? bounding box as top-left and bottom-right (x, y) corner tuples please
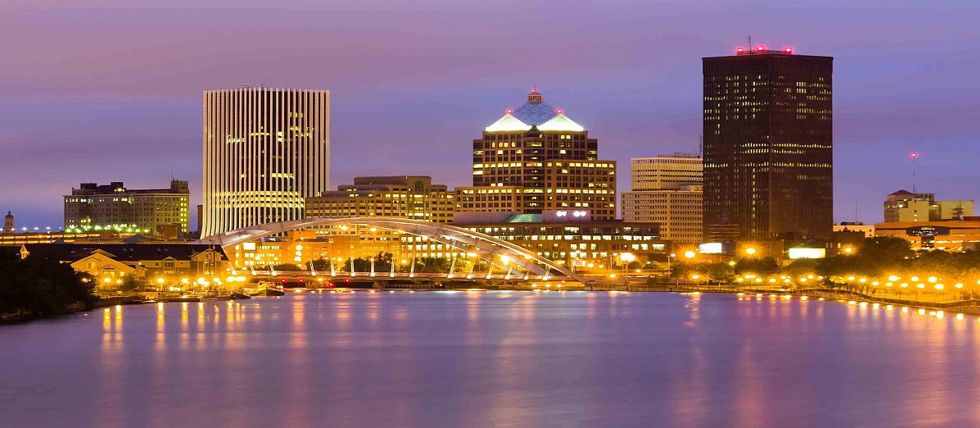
(1, 292), (979, 427)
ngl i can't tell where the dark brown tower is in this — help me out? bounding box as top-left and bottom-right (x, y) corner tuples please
(702, 47), (833, 241)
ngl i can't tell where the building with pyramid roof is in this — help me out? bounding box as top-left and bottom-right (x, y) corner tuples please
(456, 88), (617, 221)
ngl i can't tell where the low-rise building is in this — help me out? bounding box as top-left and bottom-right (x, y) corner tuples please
(874, 220), (980, 251)
(227, 228), (403, 269)
(64, 180), (191, 238)
(17, 243), (228, 290)
(833, 222), (875, 238)
(0, 230), (129, 247)
(454, 211), (663, 271)
(305, 176), (455, 223)
(883, 190), (974, 223)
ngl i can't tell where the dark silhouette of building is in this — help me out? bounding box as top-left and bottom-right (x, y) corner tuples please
(2, 211), (14, 234)
(702, 46), (833, 241)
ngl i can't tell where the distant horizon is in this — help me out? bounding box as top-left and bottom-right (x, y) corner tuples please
(3, 0), (979, 228)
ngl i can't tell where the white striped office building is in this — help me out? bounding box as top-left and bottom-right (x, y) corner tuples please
(202, 88), (330, 237)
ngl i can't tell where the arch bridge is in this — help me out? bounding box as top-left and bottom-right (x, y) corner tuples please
(196, 217), (583, 285)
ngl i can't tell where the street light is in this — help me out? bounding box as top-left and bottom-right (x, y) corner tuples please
(744, 247), (758, 256)
(619, 252), (637, 274)
(683, 250), (697, 259)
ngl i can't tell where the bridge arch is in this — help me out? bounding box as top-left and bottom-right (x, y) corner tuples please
(197, 217), (581, 282)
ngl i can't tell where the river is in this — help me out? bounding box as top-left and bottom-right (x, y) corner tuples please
(1, 290), (979, 427)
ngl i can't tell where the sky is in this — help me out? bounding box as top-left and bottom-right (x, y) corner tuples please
(2, 0), (979, 229)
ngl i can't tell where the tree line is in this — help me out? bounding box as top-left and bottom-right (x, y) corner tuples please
(674, 237), (980, 284)
(0, 252), (97, 321)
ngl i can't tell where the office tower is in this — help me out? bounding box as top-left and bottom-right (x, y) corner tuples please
(630, 154), (703, 191)
(306, 176), (456, 223)
(622, 154), (703, 243)
(201, 88), (330, 237)
(703, 47), (833, 241)
(63, 180), (190, 236)
(883, 190), (974, 222)
(456, 88), (617, 220)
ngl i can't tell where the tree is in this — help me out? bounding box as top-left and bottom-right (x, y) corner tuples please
(783, 259), (820, 278)
(734, 257), (779, 275)
(0, 252), (96, 320)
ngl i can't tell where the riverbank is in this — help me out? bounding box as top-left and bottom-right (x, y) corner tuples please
(8, 281), (979, 323)
(629, 283), (980, 314)
(2, 294), (242, 324)
(0, 301), (93, 324)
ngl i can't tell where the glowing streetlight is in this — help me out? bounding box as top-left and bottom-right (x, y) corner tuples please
(683, 250), (697, 259)
(744, 247), (758, 256)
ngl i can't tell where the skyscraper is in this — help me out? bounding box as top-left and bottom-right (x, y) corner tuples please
(201, 88), (330, 237)
(456, 88), (616, 220)
(703, 47), (833, 241)
(622, 154), (703, 243)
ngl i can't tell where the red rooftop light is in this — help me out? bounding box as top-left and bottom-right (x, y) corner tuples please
(555, 108), (564, 115)
(756, 45), (765, 51)
(505, 108), (514, 114)
(736, 47), (745, 54)
(784, 47), (793, 54)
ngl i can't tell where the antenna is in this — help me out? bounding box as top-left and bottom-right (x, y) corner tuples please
(908, 151), (919, 193)
(748, 35), (752, 52)
(699, 134), (703, 157)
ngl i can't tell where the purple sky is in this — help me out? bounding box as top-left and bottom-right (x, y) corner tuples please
(2, 0), (979, 229)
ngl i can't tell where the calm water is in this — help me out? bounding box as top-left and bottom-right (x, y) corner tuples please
(1, 291), (979, 427)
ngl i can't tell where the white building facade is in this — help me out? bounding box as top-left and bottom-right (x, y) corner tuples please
(202, 88), (330, 237)
(622, 154), (703, 244)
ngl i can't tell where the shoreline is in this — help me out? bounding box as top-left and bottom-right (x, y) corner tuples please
(7, 282), (979, 324)
(631, 283), (980, 314)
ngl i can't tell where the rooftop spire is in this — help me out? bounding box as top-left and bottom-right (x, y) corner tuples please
(527, 86), (543, 104)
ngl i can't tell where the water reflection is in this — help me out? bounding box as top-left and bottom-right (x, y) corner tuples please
(2, 293), (980, 427)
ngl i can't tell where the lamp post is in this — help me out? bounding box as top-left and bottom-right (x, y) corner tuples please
(619, 252), (636, 275)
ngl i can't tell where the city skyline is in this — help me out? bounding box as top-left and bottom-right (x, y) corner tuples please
(3, 1), (980, 228)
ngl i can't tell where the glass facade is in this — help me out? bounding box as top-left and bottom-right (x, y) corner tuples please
(702, 51), (833, 240)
